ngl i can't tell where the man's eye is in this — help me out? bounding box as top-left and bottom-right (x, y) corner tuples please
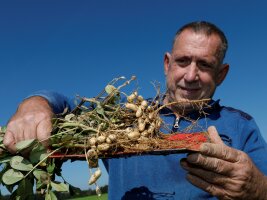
(198, 61), (213, 69)
(176, 59), (190, 66)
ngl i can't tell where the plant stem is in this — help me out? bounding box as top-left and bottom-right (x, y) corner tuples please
(24, 147), (63, 178)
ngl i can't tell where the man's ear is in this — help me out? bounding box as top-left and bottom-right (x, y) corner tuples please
(164, 52), (171, 75)
(216, 63), (229, 86)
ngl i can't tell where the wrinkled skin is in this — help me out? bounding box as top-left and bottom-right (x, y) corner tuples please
(180, 126), (267, 200)
(3, 96), (53, 153)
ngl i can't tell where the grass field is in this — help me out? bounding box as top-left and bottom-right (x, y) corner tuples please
(67, 193), (108, 200)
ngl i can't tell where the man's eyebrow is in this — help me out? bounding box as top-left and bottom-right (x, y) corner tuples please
(198, 57), (217, 65)
(173, 55), (191, 59)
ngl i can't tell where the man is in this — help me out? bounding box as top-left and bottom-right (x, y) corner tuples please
(4, 21), (267, 199)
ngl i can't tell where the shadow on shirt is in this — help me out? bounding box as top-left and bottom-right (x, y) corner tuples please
(121, 186), (175, 200)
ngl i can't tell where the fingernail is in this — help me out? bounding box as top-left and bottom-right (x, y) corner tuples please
(187, 154), (197, 162)
(180, 160), (189, 169)
(200, 143), (208, 152)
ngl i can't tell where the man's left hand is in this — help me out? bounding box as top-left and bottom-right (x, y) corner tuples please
(180, 126), (267, 200)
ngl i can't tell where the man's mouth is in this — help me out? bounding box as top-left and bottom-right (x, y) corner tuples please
(179, 86), (200, 92)
(178, 86), (201, 98)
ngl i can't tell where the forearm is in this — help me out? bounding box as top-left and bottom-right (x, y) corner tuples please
(27, 90), (74, 114)
(19, 96), (52, 112)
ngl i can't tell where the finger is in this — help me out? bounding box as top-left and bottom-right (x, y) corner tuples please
(7, 120), (24, 142)
(23, 120), (38, 140)
(186, 173), (225, 199)
(3, 130), (16, 153)
(181, 159), (233, 185)
(186, 153), (235, 175)
(200, 143), (241, 163)
(36, 119), (52, 148)
(207, 126), (224, 144)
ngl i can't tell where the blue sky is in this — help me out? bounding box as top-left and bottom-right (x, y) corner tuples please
(1, 0), (267, 193)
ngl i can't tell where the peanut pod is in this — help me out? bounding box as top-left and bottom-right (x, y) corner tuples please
(88, 169), (102, 185)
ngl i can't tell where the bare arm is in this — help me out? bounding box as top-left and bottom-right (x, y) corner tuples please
(180, 126), (267, 200)
(3, 96), (54, 153)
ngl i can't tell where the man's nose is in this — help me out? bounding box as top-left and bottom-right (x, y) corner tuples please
(184, 63), (199, 82)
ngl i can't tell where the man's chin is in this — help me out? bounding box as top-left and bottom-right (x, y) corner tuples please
(176, 96), (200, 102)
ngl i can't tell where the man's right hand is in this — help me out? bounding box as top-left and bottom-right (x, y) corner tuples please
(3, 96), (54, 153)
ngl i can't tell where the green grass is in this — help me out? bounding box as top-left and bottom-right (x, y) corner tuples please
(67, 193), (108, 200)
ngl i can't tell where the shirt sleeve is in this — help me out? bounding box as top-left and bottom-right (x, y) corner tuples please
(27, 90), (75, 114)
(241, 118), (267, 175)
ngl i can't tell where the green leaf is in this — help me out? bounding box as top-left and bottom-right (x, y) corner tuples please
(36, 180), (44, 190)
(29, 143), (47, 163)
(61, 134), (73, 143)
(35, 172), (49, 190)
(9, 190), (19, 200)
(0, 150), (9, 160)
(10, 156), (33, 171)
(0, 156), (12, 163)
(105, 85), (117, 94)
(46, 162), (55, 174)
(33, 169), (49, 181)
(15, 139), (37, 152)
(34, 171), (49, 191)
(17, 178), (34, 200)
(51, 181), (69, 192)
(2, 169), (24, 185)
(45, 190), (57, 200)
(0, 126), (6, 133)
(96, 104), (105, 116)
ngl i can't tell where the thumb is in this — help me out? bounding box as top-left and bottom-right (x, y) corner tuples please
(207, 126), (224, 145)
(37, 119), (52, 148)
(3, 130), (17, 154)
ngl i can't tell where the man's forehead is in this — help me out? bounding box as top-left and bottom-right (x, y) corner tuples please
(172, 30), (221, 60)
(174, 29), (221, 46)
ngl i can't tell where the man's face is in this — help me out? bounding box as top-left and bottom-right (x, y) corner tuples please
(164, 29), (229, 106)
